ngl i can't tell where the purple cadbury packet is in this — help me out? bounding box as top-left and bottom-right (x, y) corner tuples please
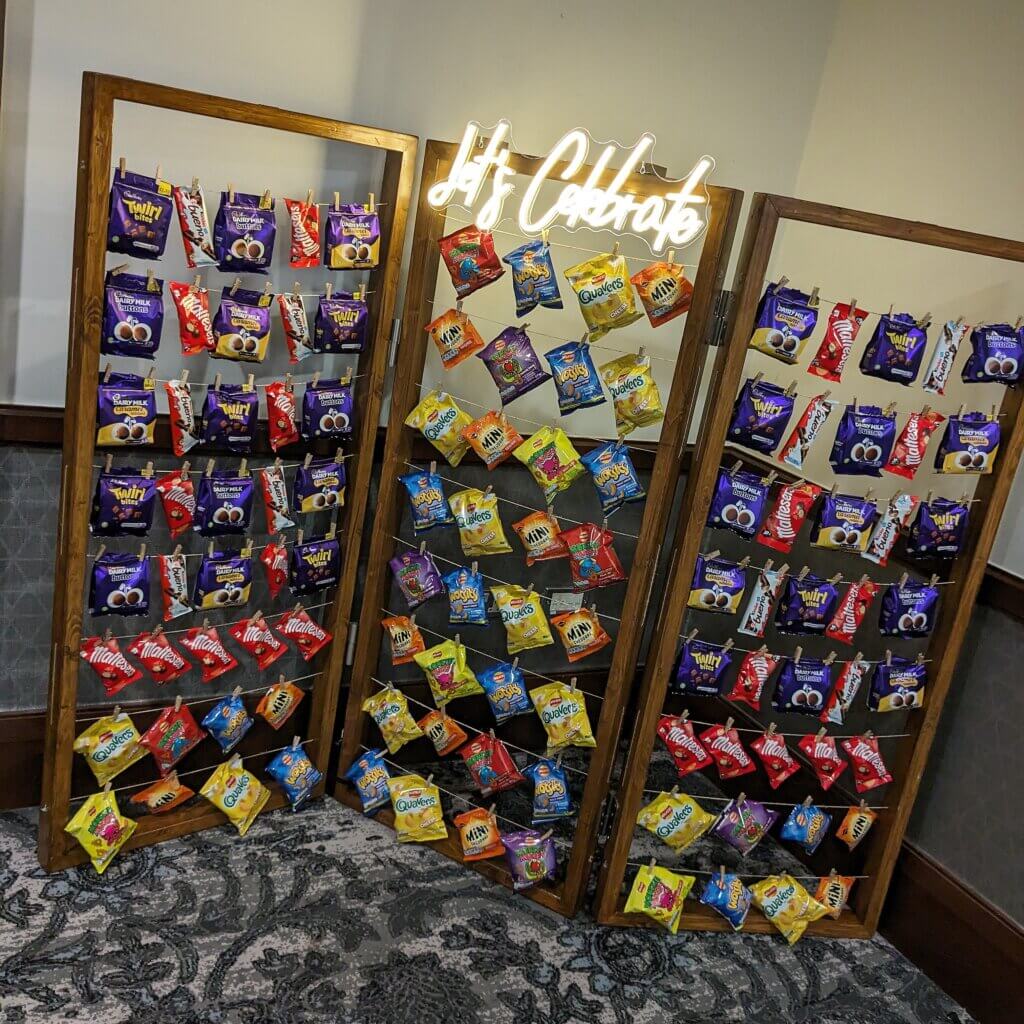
(290, 536), (341, 594)
(292, 457), (346, 513)
(96, 372), (156, 447)
(727, 379), (794, 455)
(201, 383), (258, 453)
(193, 472), (254, 536)
(774, 572), (839, 634)
(689, 555), (747, 614)
(906, 497), (969, 560)
(302, 379), (354, 441)
(102, 271), (164, 357)
(878, 581), (939, 637)
(89, 551), (150, 617)
(934, 412), (1000, 474)
(90, 468), (157, 537)
(389, 550), (444, 609)
(962, 324), (1023, 384)
(828, 404), (896, 476)
(313, 293), (368, 353)
(772, 656), (833, 713)
(859, 312), (929, 385)
(706, 467), (769, 537)
(477, 326), (551, 406)
(192, 550), (251, 610)
(811, 492), (879, 552)
(213, 190), (276, 273)
(107, 169), (173, 259)
(212, 288), (273, 362)
(672, 637), (733, 697)
(868, 657), (927, 712)
(748, 283), (818, 364)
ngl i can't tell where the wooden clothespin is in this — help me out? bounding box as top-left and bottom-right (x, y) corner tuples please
(764, 470), (778, 487)
(260, 189), (272, 210)
(244, 373), (255, 393)
(103, 362), (113, 384)
(685, 627), (699, 644)
(705, 549), (721, 562)
(916, 311), (932, 328)
(752, 370), (765, 386)
(142, 460), (154, 479)
(138, 543), (147, 559)
(793, 646), (803, 664)
(207, 541), (215, 558)
(205, 458), (215, 478)
(230, 277), (241, 296)
(227, 182), (236, 203)
(146, 267), (159, 293)
(312, 371), (321, 388)
(848, 299), (858, 320)
(367, 192), (376, 213)
(829, 482), (838, 497)
(737, 555), (751, 570)
(729, 459), (743, 477)
(232, 685), (243, 698)
(611, 241), (620, 258)
(103, 452), (113, 473)
(677, 709), (690, 725)
(722, 638), (735, 653)
(797, 565), (810, 581)
(191, 274), (202, 292)
(763, 558), (774, 574)
(291, 734), (302, 750)
(172, 544), (182, 557)
(723, 717), (734, 732)
(809, 285), (820, 307)
(419, 540), (426, 555)
(885, 649), (893, 666)
(174, 694), (183, 712)
(887, 303), (894, 318)
(117, 157), (126, 178)
(325, 281), (333, 301)
(824, 651), (837, 665)
(802, 795), (814, 808)
(828, 572), (842, 585)
(815, 726), (827, 742)
(297, 529), (305, 545)
(776, 276), (790, 291)
(1015, 315), (1024, 331)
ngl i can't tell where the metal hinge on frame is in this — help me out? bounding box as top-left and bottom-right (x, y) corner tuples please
(597, 792), (619, 847)
(345, 621), (358, 666)
(709, 288), (733, 347)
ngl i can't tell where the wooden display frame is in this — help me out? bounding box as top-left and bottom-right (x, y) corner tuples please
(594, 193), (1024, 936)
(38, 73), (416, 871)
(333, 136), (742, 918)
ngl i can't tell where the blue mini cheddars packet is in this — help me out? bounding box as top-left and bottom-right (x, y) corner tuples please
(544, 341), (606, 415)
(343, 748), (391, 813)
(580, 440), (645, 513)
(442, 565), (488, 626)
(699, 872), (752, 930)
(522, 757), (574, 825)
(478, 661), (531, 724)
(779, 800), (832, 854)
(266, 743), (323, 811)
(399, 469), (453, 532)
(502, 240), (562, 317)
(201, 693), (252, 754)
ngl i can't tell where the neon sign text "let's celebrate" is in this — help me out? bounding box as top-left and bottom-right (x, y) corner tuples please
(427, 120), (714, 252)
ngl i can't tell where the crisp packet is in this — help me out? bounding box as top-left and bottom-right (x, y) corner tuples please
(879, 580), (939, 638)
(580, 442), (644, 513)
(560, 522), (626, 590)
(418, 710), (468, 756)
(256, 679), (305, 730)
(868, 656), (927, 712)
(155, 470), (195, 540)
(713, 797), (778, 854)
(750, 730), (800, 789)
(825, 578), (879, 645)
(513, 426), (584, 502)
(443, 565), (488, 626)
(772, 656), (833, 713)
(530, 681), (595, 752)
(478, 661), (532, 724)
(425, 308), (486, 369)
(728, 379), (794, 455)
(934, 411), (1000, 474)
(545, 341), (606, 415)
(599, 352), (664, 435)
(808, 302), (868, 381)
(757, 481), (822, 554)
(449, 487), (512, 556)
(779, 394), (837, 471)
(699, 873), (752, 931)
(798, 731), (848, 789)
(200, 758), (270, 836)
(886, 408), (946, 478)
(721, 650), (781, 710)
(657, 715), (712, 777)
(388, 773), (448, 843)
(492, 584), (555, 653)
(815, 872), (855, 920)
(128, 628), (192, 683)
(73, 713), (145, 786)
(962, 323), (1022, 384)
(860, 312), (929, 385)
(102, 270), (163, 358)
(699, 723), (756, 780)
(400, 469), (453, 532)
(502, 240), (562, 316)
(707, 468), (769, 538)
(405, 390), (472, 466)
(863, 492), (920, 566)
(179, 625), (238, 683)
(687, 554), (746, 614)
(923, 319), (970, 394)
(344, 749), (391, 813)
(200, 384), (258, 453)
(438, 225), (504, 299)
(278, 292), (316, 363)
(382, 615), (426, 665)
(266, 744), (322, 810)
(454, 807), (504, 860)
(202, 693), (253, 754)
(671, 637), (732, 697)
(503, 829), (557, 891)
(552, 607), (612, 662)
(65, 790), (137, 874)
(283, 196), (320, 267)
(748, 282), (818, 363)
(631, 260), (693, 328)
(389, 550), (445, 609)
(413, 639), (484, 705)
(737, 568), (787, 639)
(173, 182), (217, 267)
(212, 287), (273, 363)
(260, 464), (297, 533)
(324, 202), (379, 269)
(836, 804), (877, 850)
(820, 656), (868, 727)
(461, 411), (522, 469)
(625, 865), (694, 933)
(169, 280), (215, 356)
(812, 493), (878, 553)
(213, 190), (276, 272)
(96, 371), (156, 447)
(512, 508), (568, 565)
(460, 733), (524, 795)
(906, 497), (970, 560)
(265, 381), (300, 452)
(477, 326), (551, 406)
(779, 801), (832, 854)
(313, 290), (368, 353)
(829, 404), (896, 476)
(301, 378), (353, 442)
(841, 734), (893, 792)
(564, 253), (641, 339)
(637, 791), (716, 851)
(523, 758), (573, 825)
(362, 687), (424, 754)
(139, 702), (204, 776)
(129, 773), (194, 816)
(90, 466), (157, 537)
(750, 875), (828, 944)
(107, 167), (173, 258)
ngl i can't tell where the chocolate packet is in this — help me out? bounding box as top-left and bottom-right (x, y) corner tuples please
(165, 379), (201, 457)
(757, 481), (822, 554)
(438, 225), (504, 298)
(885, 408), (946, 479)
(96, 372), (156, 447)
(193, 548), (251, 611)
(671, 637), (732, 697)
(923, 319), (970, 394)
(325, 202), (380, 269)
(934, 412), (1000, 474)
(879, 580), (939, 637)
(863, 493), (919, 566)
(293, 455), (345, 512)
(687, 554), (747, 614)
(503, 240), (562, 316)
(389, 550), (444, 608)
(829, 404), (896, 476)
(748, 282), (818, 363)
(302, 378), (354, 441)
(778, 394), (837, 472)
(259, 464), (296, 533)
(737, 568), (787, 638)
(962, 324), (1022, 384)
(728, 379), (795, 455)
(194, 471), (254, 536)
(812, 492), (878, 553)
(89, 550), (150, 617)
(213, 190), (276, 272)
(173, 182), (217, 268)
(290, 535), (341, 594)
(201, 382), (258, 452)
(283, 197), (320, 268)
(278, 292), (316, 363)
(706, 467), (769, 537)
(169, 281), (216, 356)
(107, 167), (173, 258)
(808, 302), (868, 381)
(477, 326), (551, 406)
(213, 287), (273, 362)
(772, 656), (833, 714)
(860, 312), (929, 385)
(868, 656), (927, 711)
(820, 656), (867, 726)
(90, 466), (157, 536)
(102, 271), (164, 357)
(545, 340), (606, 415)
(906, 497), (970, 560)
(313, 291), (368, 353)
(775, 572), (839, 634)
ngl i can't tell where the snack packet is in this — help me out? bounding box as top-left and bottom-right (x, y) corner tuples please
(560, 523), (626, 590)
(126, 628), (191, 683)
(102, 270), (163, 358)
(698, 723), (756, 780)
(130, 773), (195, 816)
(212, 287), (273, 363)
(283, 196), (320, 267)
(879, 580), (939, 638)
(868, 656), (927, 712)
(200, 383), (258, 452)
(65, 789), (137, 873)
(491, 584), (554, 653)
(325, 201), (379, 268)
(707, 468), (769, 538)
(599, 352), (664, 435)
(775, 572), (840, 634)
(750, 729), (800, 789)
(200, 758), (270, 835)
(829, 404), (896, 477)
(163, 379), (200, 457)
(728, 379), (794, 455)
(712, 796), (777, 854)
(418, 709), (468, 756)
(193, 471), (255, 536)
(721, 650), (781, 709)
(815, 872), (856, 920)
(438, 225), (504, 298)
(863, 492), (920, 566)
(656, 715), (713, 777)
(825, 578), (879, 645)
(361, 687), (424, 754)
(750, 875), (828, 944)
(179, 624), (238, 683)
(886, 408), (946, 478)
(425, 307), (487, 369)
(213, 189), (276, 272)
(841, 734), (893, 792)
(523, 758), (573, 824)
(89, 551), (150, 617)
(400, 469), (454, 532)
(155, 470), (195, 540)
(671, 637), (732, 697)
(477, 326), (551, 406)
(313, 290), (368, 353)
(389, 550), (445, 608)
(859, 312), (929, 385)
(265, 381), (300, 452)
(530, 681), (595, 752)
(757, 481), (822, 554)
(513, 426), (584, 502)
(503, 240), (562, 315)
(389, 773), (448, 843)
(687, 554), (746, 614)
(564, 252), (641, 339)
(923, 319), (970, 394)
(512, 508), (568, 565)
(256, 679), (305, 730)
(962, 323), (1022, 384)
(631, 260), (693, 327)
(443, 565), (488, 626)
(449, 487), (512, 556)
(580, 441), (644, 514)
(454, 807), (505, 860)
(737, 568), (787, 639)
(819, 655), (868, 726)
(772, 656), (833, 714)
(343, 748), (391, 813)
(290, 535), (341, 594)
(461, 410), (522, 469)
(260, 541), (289, 599)
(96, 371), (156, 447)
(278, 292), (316, 363)
(624, 865), (694, 933)
(107, 167), (173, 258)
(293, 456), (345, 513)
(779, 801), (832, 854)
(169, 280), (216, 356)
(637, 791), (716, 851)
(700, 872), (752, 931)
(478, 661), (532, 724)
(173, 182), (216, 267)
(302, 378), (354, 442)
(552, 606), (612, 662)
(260, 464), (297, 533)
(836, 804), (877, 850)
(413, 639), (484, 705)
(265, 743), (323, 810)
(275, 605), (332, 661)
(798, 731), (848, 789)
(382, 615), (426, 665)
(933, 411), (1000, 474)
(192, 549), (251, 611)
(156, 551), (192, 622)
(779, 394), (837, 472)
(90, 466), (157, 537)
(545, 340), (606, 415)
(405, 390), (473, 466)
(139, 702), (205, 776)
(748, 282), (818, 363)
(906, 497), (970, 560)
(460, 733), (524, 795)
(73, 713), (145, 786)
(202, 692), (253, 754)
(807, 302), (868, 381)
(503, 829), (557, 890)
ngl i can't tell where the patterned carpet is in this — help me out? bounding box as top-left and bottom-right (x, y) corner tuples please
(0, 800), (972, 1024)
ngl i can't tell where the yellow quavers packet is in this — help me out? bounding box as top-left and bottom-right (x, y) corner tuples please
(72, 713), (146, 786)
(491, 584), (554, 654)
(413, 639), (484, 706)
(64, 788), (137, 874)
(448, 487), (512, 556)
(404, 389), (473, 466)
(200, 758), (271, 836)
(599, 352), (665, 436)
(512, 426), (585, 503)
(750, 873), (829, 944)
(361, 687), (424, 753)
(564, 252), (642, 339)
(530, 681), (596, 752)
(636, 791), (717, 851)
(388, 773), (448, 843)
(624, 864), (695, 933)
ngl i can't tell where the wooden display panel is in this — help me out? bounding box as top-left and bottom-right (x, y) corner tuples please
(333, 135), (741, 917)
(594, 193), (1024, 936)
(38, 73), (416, 870)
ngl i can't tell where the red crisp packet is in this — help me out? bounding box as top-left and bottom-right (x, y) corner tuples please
(459, 733), (524, 795)
(127, 629), (192, 684)
(228, 613), (288, 671)
(260, 540), (289, 598)
(168, 281), (215, 356)
(179, 624), (238, 683)
(798, 730), (848, 790)
(80, 634), (143, 696)
(807, 302), (867, 382)
(155, 470), (195, 539)
(656, 714), (713, 777)
(721, 649), (781, 710)
(284, 197), (321, 268)
(259, 465), (296, 533)
(559, 523), (626, 590)
(750, 728), (800, 789)
(275, 605), (332, 661)
(438, 225), (504, 299)
(265, 381), (300, 452)
(825, 579), (879, 645)
(164, 379), (200, 456)
(885, 409), (945, 479)
(698, 723), (756, 780)
(757, 481), (822, 554)
(841, 734), (892, 792)
(139, 700), (205, 775)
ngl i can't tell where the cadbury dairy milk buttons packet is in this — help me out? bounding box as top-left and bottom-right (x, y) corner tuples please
(193, 472), (254, 536)
(859, 312), (929, 385)
(477, 326), (551, 406)
(89, 551), (150, 617)
(778, 394), (837, 472)
(687, 554), (747, 614)
(212, 287), (273, 363)
(933, 411), (1000, 474)
(90, 468), (157, 537)
(962, 323), (1023, 384)
(96, 372), (156, 447)
(290, 536), (341, 594)
(302, 379), (354, 442)
(399, 469), (453, 533)
(172, 182), (217, 268)
(712, 796), (777, 854)
(885, 408), (946, 479)
(808, 302), (868, 382)
(868, 656), (927, 712)
(293, 457), (345, 513)
(671, 637), (733, 697)
(102, 271), (164, 358)
(862, 492), (919, 566)
(580, 441), (644, 514)
(828, 404), (896, 476)
(772, 656), (833, 714)
(201, 383), (258, 452)
(923, 319), (970, 394)
(325, 202), (380, 269)
(879, 581), (939, 637)
(747, 282), (818, 364)
(439, 225), (505, 299)
(811, 492), (878, 553)
(313, 291), (368, 353)
(727, 379), (795, 455)
(192, 550), (251, 611)
(503, 240), (563, 316)
(443, 565), (488, 626)
(706, 467), (769, 537)
(213, 190), (276, 273)
(389, 550), (445, 609)
(906, 497), (970, 559)
(545, 340), (606, 415)
(107, 168), (173, 258)
(774, 573), (839, 634)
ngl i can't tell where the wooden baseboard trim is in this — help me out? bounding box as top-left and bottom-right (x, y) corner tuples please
(976, 563), (1024, 624)
(881, 841), (1024, 1024)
